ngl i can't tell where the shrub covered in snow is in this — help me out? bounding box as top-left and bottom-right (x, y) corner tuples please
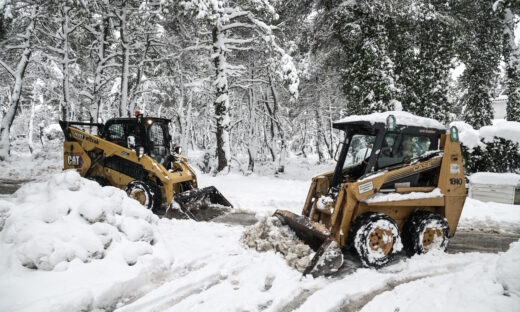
(0, 170), (159, 271)
(451, 120), (520, 174)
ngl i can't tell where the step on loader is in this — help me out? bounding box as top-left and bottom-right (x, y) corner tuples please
(59, 112), (232, 220)
(273, 112), (466, 276)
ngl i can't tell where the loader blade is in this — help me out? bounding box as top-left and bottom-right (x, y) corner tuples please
(303, 237), (344, 277)
(273, 210), (344, 276)
(273, 210), (329, 250)
(173, 186), (233, 221)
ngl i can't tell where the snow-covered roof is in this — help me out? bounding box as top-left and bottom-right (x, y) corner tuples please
(469, 172), (520, 187)
(450, 119), (520, 150)
(334, 111), (446, 130)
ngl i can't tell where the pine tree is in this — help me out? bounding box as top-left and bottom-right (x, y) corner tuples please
(393, 1), (456, 123)
(335, 1), (400, 115)
(456, 0), (501, 128)
(494, 0), (520, 122)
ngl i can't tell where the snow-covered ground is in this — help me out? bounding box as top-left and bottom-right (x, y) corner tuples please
(0, 167), (519, 311)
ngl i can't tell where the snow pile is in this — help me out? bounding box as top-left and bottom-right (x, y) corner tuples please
(469, 172), (520, 187)
(0, 171), (175, 311)
(0, 170), (159, 270)
(362, 188), (443, 203)
(335, 111), (446, 130)
(458, 198), (520, 233)
(451, 119), (520, 150)
(240, 217), (313, 272)
(496, 241), (520, 297)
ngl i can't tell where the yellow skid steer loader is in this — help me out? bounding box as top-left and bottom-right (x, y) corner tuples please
(273, 112), (466, 276)
(59, 113), (232, 220)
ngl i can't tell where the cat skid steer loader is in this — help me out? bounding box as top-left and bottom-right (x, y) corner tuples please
(59, 113), (232, 220)
(273, 112), (466, 276)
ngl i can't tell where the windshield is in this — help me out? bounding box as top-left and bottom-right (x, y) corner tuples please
(147, 122), (169, 163)
(343, 134), (376, 169)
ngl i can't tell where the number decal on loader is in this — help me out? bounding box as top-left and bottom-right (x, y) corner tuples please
(449, 178), (462, 185)
(67, 154), (82, 167)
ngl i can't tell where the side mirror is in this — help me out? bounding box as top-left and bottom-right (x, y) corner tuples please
(138, 147), (144, 159)
(127, 135), (136, 149)
(173, 146), (182, 155)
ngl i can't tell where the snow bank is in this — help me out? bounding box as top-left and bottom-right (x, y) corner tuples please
(450, 119), (520, 150)
(241, 217), (313, 272)
(0, 170), (157, 270)
(469, 172), (520, 187)
(335, 111), (446, 130)
(0, 171), (173, 311)
(496, 241), (520, 297)
(458, 198), (520, 232)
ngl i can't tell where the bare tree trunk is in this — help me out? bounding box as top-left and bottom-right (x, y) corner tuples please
(28, 97), (36, 154)
(119, 2), (130, 117)
(60, 4), (72, 121)
(0, 7), (36, 160)
(314, 108), (324, 163)
(90, 14), (110, 123)
(268, 74), (286, 173)
(213, 24), (231, 172)
(129, 33), (152, 114)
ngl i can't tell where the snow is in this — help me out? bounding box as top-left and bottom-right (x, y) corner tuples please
(335, 111), (446, 130)
(240, 217), (313, 272)
(458, 198), (520, 233)
(358, 250), (520, 312)
(0, 160), (520, 311)
(480, 119), (520, 145)
(362, 188), (443, 203)
(451, 119), (520, 150)
(0, 171), (171, 310)
(469, 172), (520, 187)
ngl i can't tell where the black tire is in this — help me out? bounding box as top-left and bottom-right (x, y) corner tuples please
(402, 211), (450, 256)
(87, 176), (109, 187)
(347, 212), (402, 268)
(126, 180), (161, 212)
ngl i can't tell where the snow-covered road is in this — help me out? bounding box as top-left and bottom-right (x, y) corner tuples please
(0, 171), (519, 311)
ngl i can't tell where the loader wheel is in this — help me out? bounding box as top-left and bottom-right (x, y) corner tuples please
(126, 180), (161, 212)
(402, 211), (449, 256)
(348, 213), (402, 268)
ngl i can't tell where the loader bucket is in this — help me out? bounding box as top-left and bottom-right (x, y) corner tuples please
(273, 210), (329, 250)
(273, 209), (344, 276)
(173, 186), (233, 221)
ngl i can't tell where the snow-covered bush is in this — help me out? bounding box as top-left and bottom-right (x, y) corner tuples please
(451, 120), (520, 174)
(0, 170), (159, 270)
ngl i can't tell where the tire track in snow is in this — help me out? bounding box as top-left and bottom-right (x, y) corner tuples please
(337, 271), (454, 311)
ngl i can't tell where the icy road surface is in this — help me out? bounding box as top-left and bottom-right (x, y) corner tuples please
(0, 171), (519, 312)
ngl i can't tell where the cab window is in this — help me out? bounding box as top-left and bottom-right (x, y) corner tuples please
(344, 134), (376, 168)
(148, 123), (165, 146)
(377, 134), (432, 170)
(107, 123), (124, 140)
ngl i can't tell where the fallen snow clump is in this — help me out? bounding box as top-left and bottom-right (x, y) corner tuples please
(241, 216), (313, 272)
(0, 170), (159, 270)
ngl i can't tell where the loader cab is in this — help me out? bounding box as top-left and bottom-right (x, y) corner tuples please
(330, 118), (444, 188)
(102, 117), (172, 164)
